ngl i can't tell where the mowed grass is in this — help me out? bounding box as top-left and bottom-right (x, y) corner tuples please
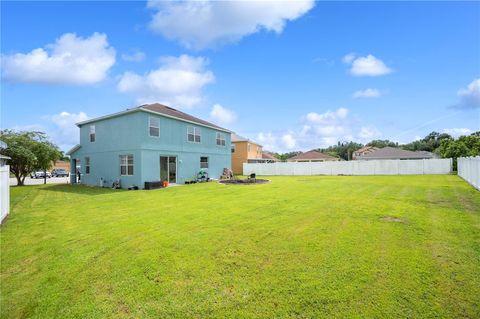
(1, 176), (479, 318)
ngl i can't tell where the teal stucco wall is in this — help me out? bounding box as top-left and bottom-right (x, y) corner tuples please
(69, 110), (231, 188)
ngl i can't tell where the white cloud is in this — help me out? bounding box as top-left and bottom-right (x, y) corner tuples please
(358, 126), (381, 139)
(117, 54), (214, 108)
(455, 78), (480, 109)
(346, 54), (392, 76)
(256, 107), (381, 152)
(121, 51), (146, 62)
(257, 132), (278, 151)
(282, 134), (296, 149)
(353, 88), (382, 98)
(342, 52), (356, 64)
(210, 104), (237, 125)
(11, 111), (89, 152)
(1, 33), (115, 85)
(147, 0), (314, 49)
(442, 128), (473, 137)
(305, 107), (348, 124)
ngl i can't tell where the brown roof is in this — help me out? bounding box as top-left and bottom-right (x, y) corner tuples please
(141, 103), (229, 132)
(289, 150), (337, 161)
(262, 152), (278, 161)
(356, 147), (435, 160)
(231, 133), (249, 142)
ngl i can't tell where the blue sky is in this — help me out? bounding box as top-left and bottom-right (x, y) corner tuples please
(1, 1), (479, 152)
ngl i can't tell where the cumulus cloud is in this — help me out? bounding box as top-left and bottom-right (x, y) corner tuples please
(344, 54), (392, 76)
(121, 51), (146, 62)
(256, 108), (381, 152)
(1, 33), (115, 85)
(210, 104), (237, 125)
(442, 128), (473, 137)
(147, 0), (314, 49)
(453, 78), (480, 109)
(282, 134), (296, 149)
(48, 111), (89, 150)
(11, 111), (89, 152)
(353, 88), (382, 98)
(117, 54), (214, 108)
(342, 52), (356, 64)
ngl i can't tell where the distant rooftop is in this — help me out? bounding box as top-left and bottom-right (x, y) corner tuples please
(289, 150), (338, 161)
(356, 147), (436, 160)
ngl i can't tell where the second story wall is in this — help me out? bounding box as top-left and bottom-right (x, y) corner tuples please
(78, 110), (231, 156)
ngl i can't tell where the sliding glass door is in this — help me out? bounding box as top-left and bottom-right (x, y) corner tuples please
(160, 156), (177, 183)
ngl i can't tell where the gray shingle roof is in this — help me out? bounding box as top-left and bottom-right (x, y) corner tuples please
(356, 147), (435, 160)
(141, 103), (229, 132)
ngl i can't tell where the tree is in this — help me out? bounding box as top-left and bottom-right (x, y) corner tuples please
(0, 130), (62, 186)
(367, 140), (398, 148)
(317, 141), (363, 161)
(402, 131), (453, 153)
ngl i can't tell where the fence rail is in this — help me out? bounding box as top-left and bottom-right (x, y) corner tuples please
(243, 158), (453, 176)
(458, 156), (480, 191)
(0, 165), (10, 223)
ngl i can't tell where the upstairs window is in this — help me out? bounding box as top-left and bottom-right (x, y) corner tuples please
(247, 143), (251, 152)
(89, 125), (96, 142)
(149, 117), (160, 137)
(120, 155), (134, 176)
(85, 157), (90, 174)
(231, 144), (236, 153)
(216, 132), (226, 146)
(188, 126), (201, 143)
(200, 156), (209, 169)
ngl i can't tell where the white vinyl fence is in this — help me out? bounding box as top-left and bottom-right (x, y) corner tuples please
(0, 164), (10, 223)
(458, 156), (480, 190)
(243, 158), (453, 176)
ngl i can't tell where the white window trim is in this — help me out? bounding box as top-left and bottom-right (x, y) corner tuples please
(85, 157), (90, 175)
(187, 126), (201, 143)
(120, 154), (134, 176)
(216, 132), (226, 146)
(149, 117), (160, 138)
(200, 156), (209, 169)
(89, 125), (96, 143)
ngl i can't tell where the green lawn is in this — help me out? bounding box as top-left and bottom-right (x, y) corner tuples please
(1, 175), (479, 318)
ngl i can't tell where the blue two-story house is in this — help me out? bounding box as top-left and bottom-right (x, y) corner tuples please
(67, 103), (232, 188)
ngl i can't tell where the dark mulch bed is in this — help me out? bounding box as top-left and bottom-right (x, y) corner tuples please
(219, 178), (270, 185)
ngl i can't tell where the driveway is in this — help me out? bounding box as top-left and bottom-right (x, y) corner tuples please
(10, 177), (70, 186)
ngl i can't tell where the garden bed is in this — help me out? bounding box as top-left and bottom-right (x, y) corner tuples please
(219, 178), (269, 185)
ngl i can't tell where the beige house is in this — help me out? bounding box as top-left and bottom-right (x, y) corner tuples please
(352, 146), (379, 160)
(231, 134), (276, 174)
(288, 150), (339, 162)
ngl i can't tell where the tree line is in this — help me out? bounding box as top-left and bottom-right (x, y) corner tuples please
(270, 131), (480, 161)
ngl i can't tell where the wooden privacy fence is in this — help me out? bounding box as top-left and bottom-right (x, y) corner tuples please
(458, 156), (480, 191)
(243, 158), (453, 176)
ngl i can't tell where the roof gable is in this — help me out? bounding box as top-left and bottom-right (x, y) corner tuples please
(289, 150), (337, 160)
(76, 103), (231, 133)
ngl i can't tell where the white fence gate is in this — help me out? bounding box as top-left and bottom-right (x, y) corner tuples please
(0, 164), (10, 223)
(243, 158), (453, 176)
(458, 156), (480, 190)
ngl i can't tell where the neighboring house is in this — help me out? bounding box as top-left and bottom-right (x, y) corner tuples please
(352, 146), (379, 160)
(354, 147), (438, 160)
(262, 151), (279, 162)
(288, 150), (340, 162)
(52, 160), (70, 172)
(67, 103), (232, 188)
(0, 140), (10, 223)
(231, 134), (265, 174)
